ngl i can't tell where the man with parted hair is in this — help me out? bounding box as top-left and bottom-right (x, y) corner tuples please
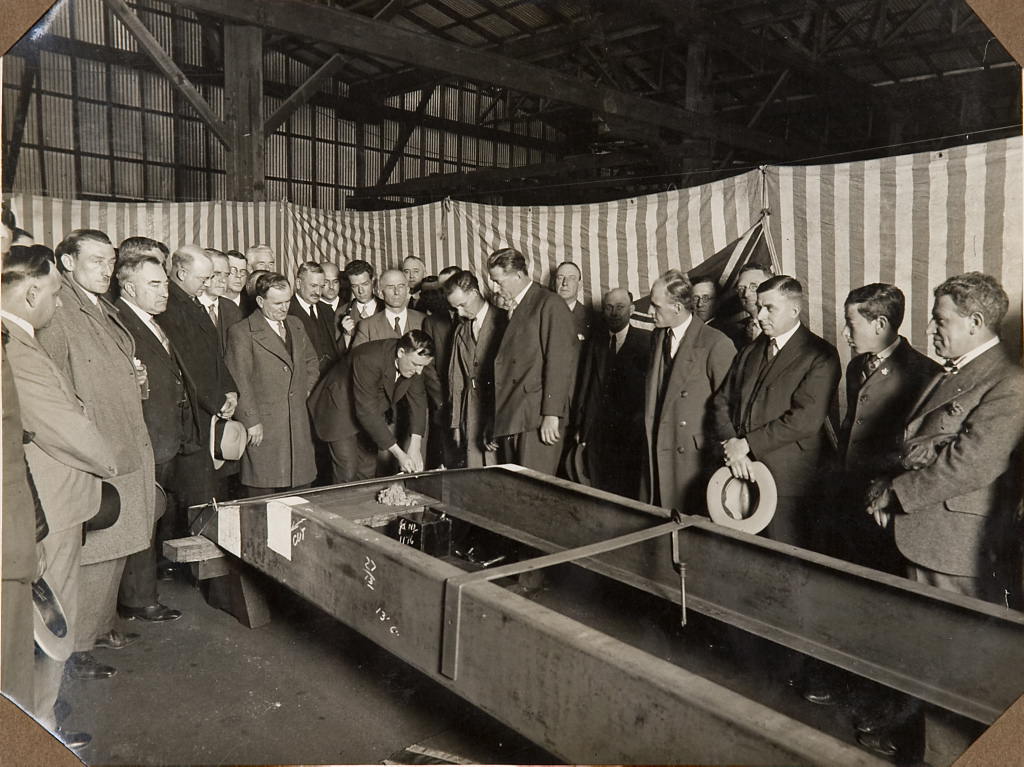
(199, 249), (244, 351)
(38, 229), (157, 679)
(403, 255), (427, 310)
(553, 261), (592, 344)
(691, 276), (718, 323)
(446, 270), (507, 468)
(340, 259), (382, 347)
(576, 287), (651, 499)
(106, 236), (169, 303)
(223, 250), (248, 309)
(3, 245), (117, 745)
(156, 245), (237, 515)
(289, 261), (338, 374)
(867, 272), (1024, 602)
(834, 283), (941, 573)
(644, 271), (734, 511)
(318, 261), (348, 350)
(487, 248), (578, 475)
(712, 275), (841, 548)
(309, 331), (435, 481)
(227, 272), (319, 496)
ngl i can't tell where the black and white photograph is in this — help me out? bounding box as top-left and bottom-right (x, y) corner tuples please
(1, 0), (1022, 764)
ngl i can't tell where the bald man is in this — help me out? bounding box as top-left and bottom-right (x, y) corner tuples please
(156, 245), (237, 515)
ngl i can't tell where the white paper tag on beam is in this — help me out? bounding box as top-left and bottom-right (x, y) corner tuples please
(266, 501), (293, 561)
(272, 496), (308, 506)
(217, 505), (241, 557)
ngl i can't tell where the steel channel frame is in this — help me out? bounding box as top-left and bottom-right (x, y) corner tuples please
(190, 483), (884, 765)
(411, 466), (1024, 725)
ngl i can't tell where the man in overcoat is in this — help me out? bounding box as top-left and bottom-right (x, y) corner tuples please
(226, 273), (319, 495)
(37, 229), (154, 679)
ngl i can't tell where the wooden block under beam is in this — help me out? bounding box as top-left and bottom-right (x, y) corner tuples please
(163, 535), (225, 563)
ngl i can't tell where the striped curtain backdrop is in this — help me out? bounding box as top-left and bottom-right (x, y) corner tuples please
(765, 136), (1022, 370)
(8, 136), (1020, 365)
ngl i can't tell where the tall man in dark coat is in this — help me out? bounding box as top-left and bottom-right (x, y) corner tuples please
(644, 273), (735, 512)
(576, 288), (651, 499)
(199, 249), (244, 352)
(115, 255), (200, 622)
(156, 245), (237, 512)
(867, 272), (1024, 602)
(446, 271), (507, 468)
(227, 273), (320, 496)
(289, 261), (338, 375)
(712, 275), (841, 549)
(487, 248), (579, 475)
(39, 230), (157, 679)
(834, 283), (941, 572)
(309, 332), (435, 481)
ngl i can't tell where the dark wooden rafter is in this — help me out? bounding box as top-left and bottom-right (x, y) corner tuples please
(2, 48), (39, 190)
(264, 53), (348, 135)
(10, 35), (556, 153)
(377, 85), (436, 185)
(165, 0), (807, 157)
(100, 0), (233, 148)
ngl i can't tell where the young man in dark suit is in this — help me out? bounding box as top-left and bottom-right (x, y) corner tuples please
(340, 259), (383, 349)
(446, 271), (507, 468)
(487, 248), (579, 475)
(644, 273), (735, 511)
(835, 283), (941, 572)
(712, 275), (841, 549)
(576, 287), (652, 500)
(309, 331), (435, 482)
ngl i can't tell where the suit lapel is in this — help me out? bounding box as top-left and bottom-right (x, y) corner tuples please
(758, 325), (807, 390)
(3, 321), (82, 407)
(251, 314), (291, 365)
(909, 348), (999, 427)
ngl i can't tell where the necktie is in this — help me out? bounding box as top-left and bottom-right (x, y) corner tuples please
(192, 296), (202, 308)
(662, 328), (674, 368)
(151, 320), (171, 355)
(309, 303), (317, 322)
(610, 332), (617, 355)
(767, 338), (779, 360)
(863, 353), (881, 380)
(393, 316), (402, 335)
(471, 319), (479, 342)
(276, 320), (287, 341)
(207, 302), (218, 327)
(507, 299), (518, 318)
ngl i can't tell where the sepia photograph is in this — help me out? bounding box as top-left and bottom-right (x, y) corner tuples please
(1, 0), (1022, 764)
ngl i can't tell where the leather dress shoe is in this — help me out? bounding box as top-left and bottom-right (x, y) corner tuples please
(55, 728), (92, 750)
(66, 652), (116, 680)
(856, 730), (899, 759)
(93, 629), (141, 650)
(119, 602), (182, 622)
(855, 711), (894, 735)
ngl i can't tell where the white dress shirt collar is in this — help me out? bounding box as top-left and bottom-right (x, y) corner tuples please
(355, 299), (376, 318)
(666, 314), (693, 358)
(322, 297), (340, 312)
(874, 337), (902, 362)
(771, 321), (801, 352)
(0, 310), (35, 338)
(473, 301), (490, 336)
(384, 307), (408, 329)
(952, 336), (1000, 369)
(509, 282), (532, 313)
(295, 295), (314, 315)
(198, 292), (217, 308)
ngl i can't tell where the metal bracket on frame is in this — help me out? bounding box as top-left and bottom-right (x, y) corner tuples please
(440, 519), (694, 680)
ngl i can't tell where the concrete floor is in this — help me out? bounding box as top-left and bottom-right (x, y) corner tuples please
(58, 574), (554, 766)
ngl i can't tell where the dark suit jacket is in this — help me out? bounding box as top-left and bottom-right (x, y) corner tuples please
(341, 298), (384, 348)
(840, 337), (941, 487)
(577, 324), (650, 496)
(891, 344), (1024, 577)
(449, 305), (507, 439)
(570, 302), (593, 344)
(644, 319), (734, 511)
(493, 282), (579, 437)
(115, 299), (202, 466)
(288, 296), (338, 374)
(352, 307), (442, 407)
(713, 323), (841, 497)
(215, 296), (245, 351)
(156, 281), (236, 424)
(309, 339), (427, 451)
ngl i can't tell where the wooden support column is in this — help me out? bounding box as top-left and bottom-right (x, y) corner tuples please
(682, 15), (713, 174)
(223, 24), (265, 202)
(3, 49), (39, 191)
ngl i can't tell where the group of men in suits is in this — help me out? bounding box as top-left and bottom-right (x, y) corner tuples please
(3, 214), (1022, 760)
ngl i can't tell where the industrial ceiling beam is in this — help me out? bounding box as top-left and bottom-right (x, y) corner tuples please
(264, 53), (348, 136)
(101, 0), (233, 148)
(375, 85), (436, 186)
(164, 0), (809, 158)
